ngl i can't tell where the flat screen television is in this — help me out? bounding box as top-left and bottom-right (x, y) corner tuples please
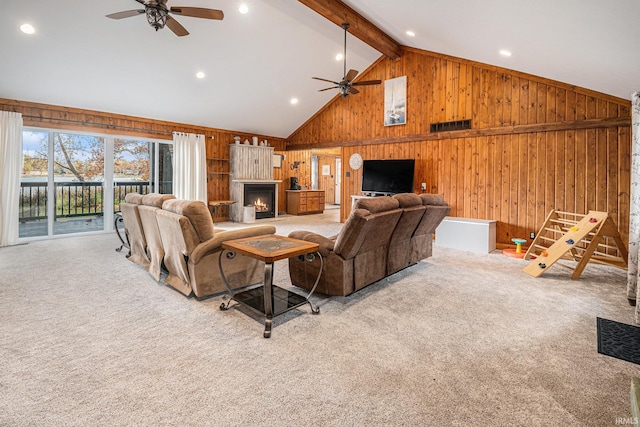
(361, 159), (415, 195)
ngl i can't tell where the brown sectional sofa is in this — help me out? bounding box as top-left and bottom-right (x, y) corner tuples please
(288, 193), (450, 296)
(119, 193), (275, 299)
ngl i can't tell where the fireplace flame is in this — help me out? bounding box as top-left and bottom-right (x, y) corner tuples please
(253, 198), (269, 212)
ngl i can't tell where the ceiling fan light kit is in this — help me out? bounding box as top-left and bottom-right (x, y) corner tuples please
(145, 6), (168, 30)
(106, 0), (224, 37)
(312, 23), (381, 97)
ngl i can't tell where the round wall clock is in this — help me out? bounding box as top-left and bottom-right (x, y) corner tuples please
(349, 153), (363, 170)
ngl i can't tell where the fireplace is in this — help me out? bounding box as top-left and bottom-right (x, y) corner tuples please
(228, 145), (280, 222)
(244, 184), (276, 219)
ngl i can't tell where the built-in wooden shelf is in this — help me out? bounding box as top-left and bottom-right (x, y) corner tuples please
(208, 158), (229, 178)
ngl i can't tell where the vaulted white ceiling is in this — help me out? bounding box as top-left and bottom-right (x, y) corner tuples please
(1, 0), (638, 139)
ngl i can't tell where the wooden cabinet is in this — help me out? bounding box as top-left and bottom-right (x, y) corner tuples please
(229, 144), (273, 180)
(286, 190), (325, 215)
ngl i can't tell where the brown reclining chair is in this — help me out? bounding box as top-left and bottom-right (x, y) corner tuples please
(410, 194), (451, 264)
(387, 193), (427, 274)
(155, 199), (277, 298)
(288, 197), (403, 296)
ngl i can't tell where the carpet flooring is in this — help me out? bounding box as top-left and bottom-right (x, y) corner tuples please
(1, 209), (640, 426)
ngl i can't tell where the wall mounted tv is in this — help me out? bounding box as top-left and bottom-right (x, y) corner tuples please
(361, 159), (415, 196)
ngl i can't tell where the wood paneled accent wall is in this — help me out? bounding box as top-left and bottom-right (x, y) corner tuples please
(0, 98), (286, 220)
(286, 47), (632, 245)
(273, 149), (312, 213)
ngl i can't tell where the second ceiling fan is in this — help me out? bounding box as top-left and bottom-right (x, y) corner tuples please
(313, 23), (381, 97)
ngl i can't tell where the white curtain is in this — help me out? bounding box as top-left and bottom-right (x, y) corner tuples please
(628, 91), (640, 321)
(0, 111), (24, 247)
(172, 132), (207, 203)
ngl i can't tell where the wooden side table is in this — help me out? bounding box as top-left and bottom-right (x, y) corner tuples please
(219, 234), (323, 338)
(208, 200), (236, 223)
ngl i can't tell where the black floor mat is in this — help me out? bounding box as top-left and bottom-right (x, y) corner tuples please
(597, 317), (640, 365)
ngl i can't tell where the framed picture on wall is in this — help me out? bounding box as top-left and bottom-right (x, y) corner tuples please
(384, 76), (407, 126)
(273, 154), (283, 168)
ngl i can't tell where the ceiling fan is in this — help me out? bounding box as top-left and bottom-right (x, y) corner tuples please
(106, 0), (223, 37)
(313, 23), (381, 97)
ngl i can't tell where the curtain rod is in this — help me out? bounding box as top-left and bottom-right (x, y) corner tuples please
(21, 114), (215, 139)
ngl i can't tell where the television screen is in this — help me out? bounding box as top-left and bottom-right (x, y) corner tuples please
(361, 159), (415, 195)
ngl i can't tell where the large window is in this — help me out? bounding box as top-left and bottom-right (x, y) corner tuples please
(19, 129), (172, 240)
(113, 138), (151, 214)
(52, 132), (105, 235)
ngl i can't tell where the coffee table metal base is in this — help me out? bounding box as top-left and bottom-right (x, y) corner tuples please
(219, 252), (322, 338)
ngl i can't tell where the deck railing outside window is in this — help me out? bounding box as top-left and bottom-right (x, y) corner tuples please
(18, 181), (159, 221)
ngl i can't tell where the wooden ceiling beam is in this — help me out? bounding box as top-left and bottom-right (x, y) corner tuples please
(297, 0), (402, 59)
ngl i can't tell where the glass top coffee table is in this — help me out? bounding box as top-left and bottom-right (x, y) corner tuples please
(218, 234), (323, 338)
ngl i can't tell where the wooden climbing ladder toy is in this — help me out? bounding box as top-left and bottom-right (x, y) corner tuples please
(523, 210), (628, 279)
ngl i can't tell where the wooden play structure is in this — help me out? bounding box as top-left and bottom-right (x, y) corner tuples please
(523, 210), (628, 279)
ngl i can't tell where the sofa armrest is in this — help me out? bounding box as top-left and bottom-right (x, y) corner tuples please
(191, 225), (276, 263)
(289, 231), (336, 257)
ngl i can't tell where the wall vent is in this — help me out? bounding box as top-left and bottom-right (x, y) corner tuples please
(430, 119), (471, 133)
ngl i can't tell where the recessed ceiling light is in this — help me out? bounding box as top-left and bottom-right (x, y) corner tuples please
(335, 53), (343, 61)
(406, 30), (415, 37)
(290, 98), (299, 105)
(499, 49), (512, 57)
(196, 71), (205, 79)
(20, 23), (35, 35)
(239, 4), (249, 14)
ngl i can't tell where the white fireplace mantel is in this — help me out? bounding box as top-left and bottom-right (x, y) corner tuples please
(232, 179), (281, 184)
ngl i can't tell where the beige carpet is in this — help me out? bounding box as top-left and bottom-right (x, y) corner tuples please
(1, 209), (639, 426)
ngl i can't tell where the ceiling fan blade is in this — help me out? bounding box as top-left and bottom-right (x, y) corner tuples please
(349, 86), (360, 95)
(352, 80), (382, 86)
(313, 77), (340, 85)
(165, 15), (189, 36)
(170, 7), (224, 20)
(106, 9), (145, 20)
(134, 0), (146, 4)
(318, 87), (339, 92)
(344, 69), (358, 83)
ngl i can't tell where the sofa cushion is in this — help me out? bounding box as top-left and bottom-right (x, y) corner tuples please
(142, 193), (175, 208)
(355, 196), (400, 213)
(162, 199), (215, 243)
(420, 193), (448, 206)
(334, 209), (369, 259)
(289, 230), (336, 257)
(393, 193), (422, 208)
(124, 192), (144, 204)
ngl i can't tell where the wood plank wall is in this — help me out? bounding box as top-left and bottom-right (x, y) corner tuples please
(0, 98), (286, 221)
(273, 149), (312, 214)
(286, 47), (632, 245)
